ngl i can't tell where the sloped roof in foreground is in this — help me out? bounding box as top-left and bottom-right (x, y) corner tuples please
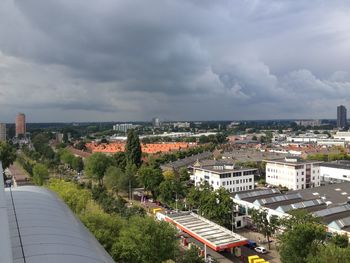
(2, 185), (115, 263)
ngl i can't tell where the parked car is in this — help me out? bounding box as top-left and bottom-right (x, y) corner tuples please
(254, 246), (267, 254)
(245, 240), (257, 249)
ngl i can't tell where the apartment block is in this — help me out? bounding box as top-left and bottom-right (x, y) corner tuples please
(265, 157), (323, 190)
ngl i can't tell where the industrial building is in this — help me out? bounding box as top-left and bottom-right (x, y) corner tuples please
(232, 182), (350, 238)
(320, 160), (350, 183)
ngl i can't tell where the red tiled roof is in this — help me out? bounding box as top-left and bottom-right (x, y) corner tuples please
(85, 142), (196, 154)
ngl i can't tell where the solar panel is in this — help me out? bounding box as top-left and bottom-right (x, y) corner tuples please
(254, 193), (302, 206)
(276, 199), (325, 213)
(235, 188), (280, 200)
(313, 204), (350, 218)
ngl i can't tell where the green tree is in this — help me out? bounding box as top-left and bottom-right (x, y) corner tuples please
(200, 187), (234, 227)
(307, 244), (350, 263)
(111, 216), (178, 263)
(138, 166), (163, 199)
(80, 209), (124, 252)
(250, 209), (280, 249)
(187, 184), (234, 227)
(278, 211), (326, 263)
(104, 166), (124, 195)
(330, 233), (349, 248)
(0, 142), (16, 172)
(32, 163), (49, 186)
(85, 153), (111, 186)
(72, 156), (84, 172)
(113, 152), (127, 170)
(125, 129), (142, 167)
(179, 167), (190, 182)
(179, 247), (205, 263)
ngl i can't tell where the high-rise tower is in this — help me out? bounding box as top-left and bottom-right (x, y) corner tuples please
(16, 113), (26, 137)
(337, 105), (347, 129)
(0, 123), (6, 141)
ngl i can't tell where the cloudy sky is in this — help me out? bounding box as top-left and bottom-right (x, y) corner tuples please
(1, 0), (350, 122)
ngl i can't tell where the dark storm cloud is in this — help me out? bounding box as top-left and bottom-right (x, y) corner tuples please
(0, 0), (350, 121)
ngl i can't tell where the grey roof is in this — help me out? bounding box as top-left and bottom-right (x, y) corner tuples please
(253, 193), (303, 209)
(222, 150), (288, 163)
(313, 204), (350, 224)
(264, 157), (323, 165)
(0, 167), (13, 263)
(276, 199), (326, 213)
(287, 181), (350, 207)
(160, 151), (213, 170)
(193, 161), (258, 174)
(234, 188), (281, 201)
(2, 185), (115, 263)
(320, 160), (350, 170)
(313, 204), (350, 218)
(328, 216), (350, 231)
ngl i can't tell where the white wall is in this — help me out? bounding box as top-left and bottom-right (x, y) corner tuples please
(320, 166), (350, 182)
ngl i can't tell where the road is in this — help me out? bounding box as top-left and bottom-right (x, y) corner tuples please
(8, 163), (31, 186)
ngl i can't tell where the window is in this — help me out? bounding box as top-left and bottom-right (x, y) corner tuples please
(249, 185), (252, 189)
(236, 180), (239, 184)
(223, 182), (226, 186)
(249, 178), (252, 182)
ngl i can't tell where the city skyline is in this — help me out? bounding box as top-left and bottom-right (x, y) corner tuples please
(0, 1), (350, 122)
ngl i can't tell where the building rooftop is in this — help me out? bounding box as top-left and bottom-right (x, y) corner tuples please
(287, 181), (350, 208)
(193, 160), (257, 173)
(234, 189), (281, 203)
(253, 193), (303, 209)
(320, 160), (350, 170)
(328, 216), (350, 232)
(164, 212), (247, 251)
(1, 183), (115, 263)
(160, 151), (213, 171)
(313, 204), (350, 224)
(276, 199), (326, 213)
(265, 157), (323, 165)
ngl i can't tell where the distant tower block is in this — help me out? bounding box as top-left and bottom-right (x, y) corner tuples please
(0, 123), (6, 141)
(16, 113), (26, 137)
(337, 105), (347, 129)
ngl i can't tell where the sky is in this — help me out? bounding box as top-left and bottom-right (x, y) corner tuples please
(1, 0), (350, 122)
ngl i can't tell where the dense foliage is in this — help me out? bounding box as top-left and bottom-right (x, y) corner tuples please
(0, 142), (17, 171)
(48, 179), (179, 263)
(278, 210), (350, 263)
(125, 129), (142, 167)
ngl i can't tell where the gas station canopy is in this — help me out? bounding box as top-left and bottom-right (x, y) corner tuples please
(164, 212), (248, 251)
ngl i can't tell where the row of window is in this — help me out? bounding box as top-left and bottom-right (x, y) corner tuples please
(219, 171), (255, 179)
(227, 185), (253, 192)
(222, 178), (253, 186)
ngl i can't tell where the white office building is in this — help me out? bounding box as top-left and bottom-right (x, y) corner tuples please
(334, 131), (350, 142)
(193, 161), (256, 193)
(113, 123), (136, 132)
(265, 157), (323, 190)
(320, 161), (350, 183)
